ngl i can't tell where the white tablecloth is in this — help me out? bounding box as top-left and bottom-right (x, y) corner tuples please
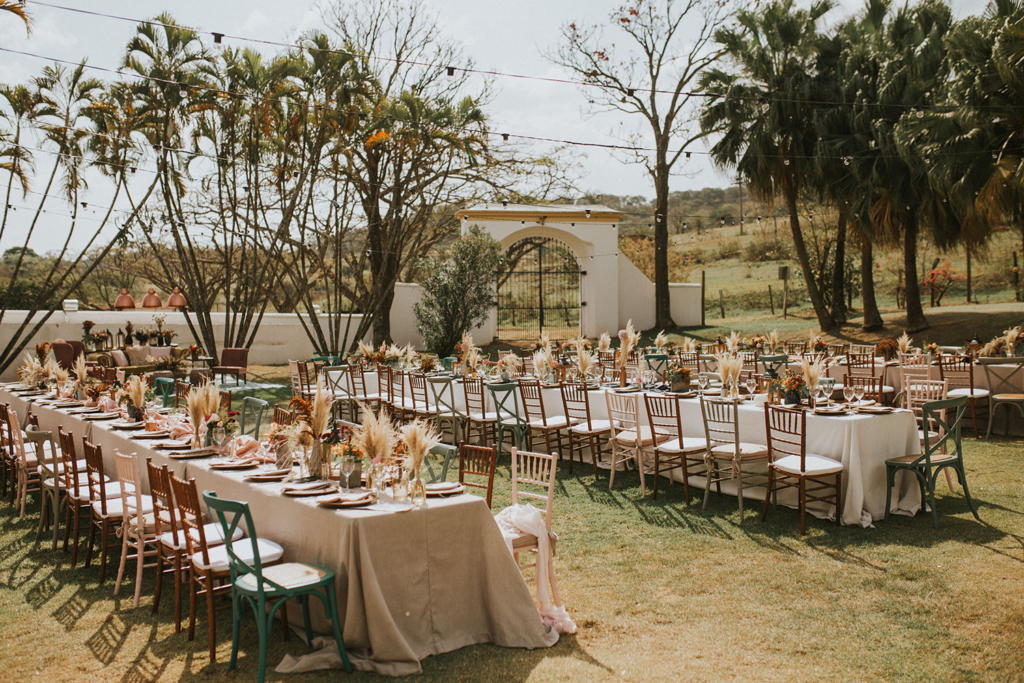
(352, 372), (922, 527)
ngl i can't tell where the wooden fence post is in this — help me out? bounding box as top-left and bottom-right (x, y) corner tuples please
(719, 290), (726, 319)
(701, 270), (706, 326)
(768, 285), (775, 315)
(783, 278), (788, 319)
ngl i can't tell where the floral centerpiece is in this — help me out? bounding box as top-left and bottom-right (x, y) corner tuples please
(810, 335), (828, 354)
(400, 419), (440, 506)
(666, 360), (692, 392)
(116, 375), (150, 422)
(264, 422), (294, 468)
(124, 320), (135, 346)
(597, 332), (611, 354)
(766, 329), (780, 354)
(18, 354), (51, 389)
(747, 335), (767, 353)
(779, 370), (806, 405)
(353, 409), (398, 491)
(875, 339), (898, 361)
(617, 319), (640, 386)
(924, 342), (939, 357)
(897, 331), (913, 355)
(654, 330), (669, 351)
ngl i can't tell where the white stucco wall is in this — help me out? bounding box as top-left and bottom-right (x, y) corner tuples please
(617, 256), (656, 331)
(669, 283), (703, 327)
(0, 309), (370, 381)
(389, 282), (425, 349)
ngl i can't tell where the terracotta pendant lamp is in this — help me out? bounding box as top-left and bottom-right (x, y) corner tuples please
(114, 288), (136, 310)
(141, 288), (163, 308)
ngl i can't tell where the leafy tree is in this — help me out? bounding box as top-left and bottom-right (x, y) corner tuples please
(0, 0), (29, 35)
(414, 226), (503, 356)
(550, 0), (733, 329)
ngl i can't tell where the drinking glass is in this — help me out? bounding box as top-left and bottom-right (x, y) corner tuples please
(818, 385), (830, 406)
(213, 426), (226, 446)
(697, 375), (709, 392)
(340, 456), (356, 492)
(843, 386), (855, 405)
(745, 377), (757, 396)
(854, 385), (866, 403)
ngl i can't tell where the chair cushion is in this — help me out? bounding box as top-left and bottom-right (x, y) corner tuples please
(70, 481), (119, 502)
(947, 387), (989, 398)
(772, 454), (844, 476)
(529, 415), (578, 430)
(92, 494), (154, 519)
(239, 562), (326, 591)
(709, 442), (769, 460)
(159, 522), (244, 550)
(468, 412), (498, 422)
(570, 419), (612, 434)
(918, 429), (942, 442)
(993, 393), (1024, 401)
(656, 436), (708, 454)
(615, 426), (670, 447)
(191, 538), (284, 573)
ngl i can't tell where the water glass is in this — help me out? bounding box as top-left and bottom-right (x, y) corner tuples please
(697, 375), (709, 392)
(843, 386), (855, 405)
(854, 385), (866, 403)
(340, 456), (356, 492)
(745, 377), (757, 396)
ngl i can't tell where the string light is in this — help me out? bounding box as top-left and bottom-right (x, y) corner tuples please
(446, 66), (455, 77)
(212, 32), (223, 49)
(585, 209), (591, 218)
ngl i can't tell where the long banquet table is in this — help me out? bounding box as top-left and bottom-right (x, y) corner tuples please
(1, 388), (559, 676)
(356, 371), (924, 527)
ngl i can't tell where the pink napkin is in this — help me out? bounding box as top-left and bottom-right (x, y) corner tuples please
(169, 423), (193, 440)
(98, 397), (119, 412)
(233, 436), (258, 459)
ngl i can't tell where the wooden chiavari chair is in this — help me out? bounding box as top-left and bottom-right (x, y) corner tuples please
(644, 394), (708, 501)
(762, 405), (843, 535)
(604, 391), (668, 494)
(558, 383), (609, 478)
(699, 396), (769, 522)
(937, 355), (989, 438)
(508, 448), (562, 606)
(463, 377), (496, 445)
(113, 450), (159, 608)
(458, 441), (498, 508)
(517, 379), (574, 459)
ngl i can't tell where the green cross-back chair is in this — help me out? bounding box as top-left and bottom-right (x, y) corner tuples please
(153, 377), (176, 408)
(883, 395), (979, 529)
(485, 381), (528, 454)
(239, 397), (268, 439)
(442, 357), (458, 372)
(202, 491), (352, 682)
(424, 443), (458, 484)
(427, 375), (466, 445)
(978, 357), (1024, 439)
(644, 354), (670, 382)
(759, 354), (789, 381)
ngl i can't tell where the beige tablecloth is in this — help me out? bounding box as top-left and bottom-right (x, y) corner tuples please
(2, 389), (558, 676)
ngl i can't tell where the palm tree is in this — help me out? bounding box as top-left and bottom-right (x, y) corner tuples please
(852, 0), (955, 332)
(0, 84), (39, 246)
(699, 0), (837, 332)
(121, 14), (219, 355)
(0, 0), (30, 34)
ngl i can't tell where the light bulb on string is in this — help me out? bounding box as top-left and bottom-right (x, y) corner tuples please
(501, 133), (509, 141)
(446, 66), (455, 77)
(213, 32), (224, 49)
(585, 209), (591, 218)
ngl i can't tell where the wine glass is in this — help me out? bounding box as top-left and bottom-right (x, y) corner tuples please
(697, 375), (709, 392)
(745, 376), (757, 397)
(843, 385), (855, 406)
(818, 385), (830, 407)
(213, 426), (226, 447)
(340, 456), (356, 493)
(854, 385), (866, 404)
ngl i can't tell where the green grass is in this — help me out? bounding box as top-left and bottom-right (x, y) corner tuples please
(1, 434), (1023, 682)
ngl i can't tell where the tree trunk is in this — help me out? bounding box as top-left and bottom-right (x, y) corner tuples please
(783, 186), (835, 332)
(830, 205), (847, 325)
(373, 283), (395, 347)
(653, 163), (675, 329)
(860, 238), (883, 331)
(903, 212), (928, 332)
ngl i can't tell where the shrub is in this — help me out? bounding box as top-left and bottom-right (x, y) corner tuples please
(413, 227), (504, 356)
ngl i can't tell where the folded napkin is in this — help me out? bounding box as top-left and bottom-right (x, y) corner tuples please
(281, 482), (335, 494)
(233, 435), (258, 459)
(334, 491), (375, 503)
(168, 423), (193, 440)
(98, 397), (119, 412)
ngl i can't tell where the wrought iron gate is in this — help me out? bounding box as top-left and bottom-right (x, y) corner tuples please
(497, 237), (580, 341)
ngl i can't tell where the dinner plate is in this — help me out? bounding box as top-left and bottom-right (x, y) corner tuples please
(83, 412), (121, 421)
(857, 405), (894, 414)
(66, 406), (101, 414)
(14, 390), (47, 397)
(281, 483), (338, 497)
(109, 421), (145, 430)
(130, 430), (171, 439)
(167, 448), (216, 459)
(424, 482), (465, 496)
(154, 439), (194, 450)
(316, 492), (379, 508)
(813, 406), (847, 415)
(209, 460), (259, 471)
(52, 401), (84, 408)
(244, 469), (293, 482)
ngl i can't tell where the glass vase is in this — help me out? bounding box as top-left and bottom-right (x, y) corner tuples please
(410, 468), (427, 507)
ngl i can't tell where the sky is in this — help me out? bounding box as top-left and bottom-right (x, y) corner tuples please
(0, 0), (984, 254)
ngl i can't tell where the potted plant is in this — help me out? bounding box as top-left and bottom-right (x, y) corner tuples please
(133, 328), (151, 346)
(124, 320), (134, 346)
(780, 370), (806, 406)
(81, 320), (97, 352)
(666, 360), (692, 392)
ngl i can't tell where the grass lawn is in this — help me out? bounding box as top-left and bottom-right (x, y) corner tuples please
(1, 430), (1022, 682)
